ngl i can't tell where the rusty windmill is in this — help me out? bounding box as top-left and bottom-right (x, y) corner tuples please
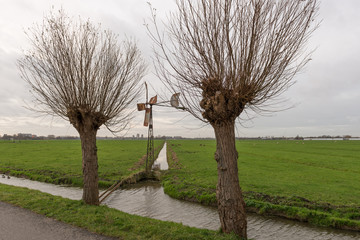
(137, 82), (183, 172)
(98, 83), (182, 203)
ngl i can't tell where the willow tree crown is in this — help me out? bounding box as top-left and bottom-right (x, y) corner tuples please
(148, 0), (319, 124)
(18, 10), (146, 132)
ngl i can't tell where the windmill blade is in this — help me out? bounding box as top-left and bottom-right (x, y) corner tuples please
(137, 103), (146, 111)
(170, 93), (180, 108)
(149, 95), (157, 105)
(144, 108), (150, 126)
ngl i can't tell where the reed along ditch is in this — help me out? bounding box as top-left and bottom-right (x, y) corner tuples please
(0, 143), (358, 240)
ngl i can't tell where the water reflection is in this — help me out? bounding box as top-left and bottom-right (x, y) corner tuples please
(152, 142), (168, 170)
(0, 175), (82, 200)
(104, 181), (219, 230)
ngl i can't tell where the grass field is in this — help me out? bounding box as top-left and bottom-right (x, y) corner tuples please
(0, 139), (164, 187)
(0, 139), (240, 239)
(164, 139), (360, 230)
(0, 139), (359, 231)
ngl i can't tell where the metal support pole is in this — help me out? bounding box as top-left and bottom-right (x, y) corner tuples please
(146, 105), (154, 172)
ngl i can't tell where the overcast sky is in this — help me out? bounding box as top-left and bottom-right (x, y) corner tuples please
(0, 0), (359, 138)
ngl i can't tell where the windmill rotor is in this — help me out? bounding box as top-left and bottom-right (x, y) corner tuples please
(170, 93), (180, 108)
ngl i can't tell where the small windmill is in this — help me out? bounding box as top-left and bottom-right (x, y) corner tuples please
(137, 82), (183, 172)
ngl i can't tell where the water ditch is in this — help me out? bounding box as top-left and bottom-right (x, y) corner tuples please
(0, 143), (359, 240)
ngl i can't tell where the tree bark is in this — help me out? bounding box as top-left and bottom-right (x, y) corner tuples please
(79, 128), (99, 205)
(213, 120), (247, 238)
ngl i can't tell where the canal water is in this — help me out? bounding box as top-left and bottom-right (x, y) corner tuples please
(0, 143), (358, 240)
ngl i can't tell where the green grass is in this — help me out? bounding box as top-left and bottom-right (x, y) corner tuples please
(1, 139), (359, 231)
(236, 140), (359, 205)
(164, 139), (360, 230)
(0, 139), (164, 187)
(0, 183), (239, 240)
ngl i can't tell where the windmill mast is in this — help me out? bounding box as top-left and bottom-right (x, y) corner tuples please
(146, 103), (154, 172)
(145, 82), (155, 172)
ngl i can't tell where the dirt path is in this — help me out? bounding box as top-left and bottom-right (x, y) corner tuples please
(0, 201), (118, 240)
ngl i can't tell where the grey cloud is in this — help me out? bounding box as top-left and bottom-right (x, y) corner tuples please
(0, 0), (359, 137)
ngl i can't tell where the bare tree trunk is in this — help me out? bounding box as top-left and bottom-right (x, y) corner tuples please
(79, 128), (99, 205)
(213, 121), (247, 238)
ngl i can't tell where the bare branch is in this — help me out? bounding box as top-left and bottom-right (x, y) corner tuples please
(147, 0), (319, 125)
(18, 9), (147, 133)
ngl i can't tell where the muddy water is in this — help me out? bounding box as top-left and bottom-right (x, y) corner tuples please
(103, 182), (359, 240)
(1, 143), (359, 240)
(0, 175), (83, 200)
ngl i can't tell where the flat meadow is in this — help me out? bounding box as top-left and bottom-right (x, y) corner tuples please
(0, 138), (359, 230)
(165, 139), (360, 229)
(0, 139), (164, 187)
(166, 139), (359, 205)
(0, 139), (241, 240)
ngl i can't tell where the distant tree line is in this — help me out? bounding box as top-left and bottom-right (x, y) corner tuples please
(0, 133), (79, 140)
(1, 133), (355, 141)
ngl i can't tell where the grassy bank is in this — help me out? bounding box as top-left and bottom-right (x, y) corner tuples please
(0, 139), (164, 188)
(0, 183), (239, 240)
(164, 139), (360, 231)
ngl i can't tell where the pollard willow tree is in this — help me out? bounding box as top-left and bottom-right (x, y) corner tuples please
(147, 0), (319, 238)
(18, 10), (146, 205)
